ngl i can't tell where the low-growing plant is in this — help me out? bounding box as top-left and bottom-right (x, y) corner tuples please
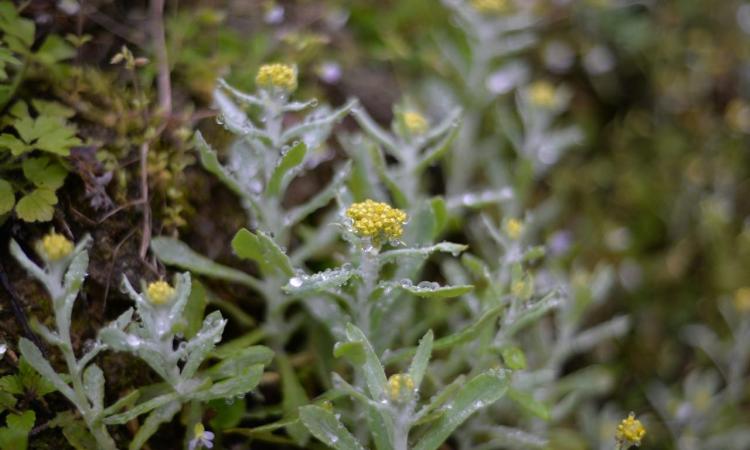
(8, 232), (273, 449)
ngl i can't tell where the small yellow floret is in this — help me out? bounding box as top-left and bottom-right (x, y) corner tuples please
(193, 423), (206, 439)
(528, 81), (557, 108)
(403, 111), (428, 135)
(504, 218), (523, 240)
(38, 233), (74, 261)
(387, 373), (415, 402)
(346, 199), (407, 241)
(147, 281), (175, 306)
(471, 0), (510, 14)
(734, 287), (750, 312)
(615, 413), (646, 448)
(256, 63), (298, 92)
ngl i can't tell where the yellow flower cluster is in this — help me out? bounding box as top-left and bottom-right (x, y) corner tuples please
(615, 413), (646, 448)
(193, 423), (207, 439)
(403, 111), (428, 135)
(470, 0), (510, 14)
(529, 81), (557, 108)
(38, 232), (73, 261)
(734, 287), (750, 312)
(346, 200), (407, 241)
(504, 218), (524, 240)
(256, 63), (298, 92)
(387, 373), (415, 402)
(146, 281), (175, 306)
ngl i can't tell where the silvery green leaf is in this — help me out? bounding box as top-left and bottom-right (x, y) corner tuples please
(299, 405), (366, 450)
(333, 341), (366, 366)
(278, 354), (310, 445)
(18, 338), (75, 403)
(304, 296), (349, 338)
(180, 311), (226, 379)
(501, 291), (562, 339)
(408, 330), (433, 389)
(343, 324), (387, 400)
(379, 242), (468, 264)
(62, 238), (91, 295)
(414, 126), (459, 173)
(151, 237), (262, 289)
(266, 141), (307, 197)
(101, 390), (139, 417)
(194, 132), (253, 201)
(103, 392), (179, 424)
(192, 364), (264, 401)
(9, 239), (48, 289)
(351, 105), (398, 155)
(284, 268), (358, 296)
(394, 280), (474, 299)
(281, 99), (357, 143)
(473, 426), (547, 449)
(566, 316), (630, 356)
(285, 161), (351, 226)
(232, 228), (294, 277)
(166, 272), (192, 330)
(213, 90), (271, 144)
(207, 345), (274, 377)
(127, 400), (181, 450)
(384, 304), (503, 364)
(412, 369), (510, 450)
(83, 364), (105, 414)
(366, 404), (395, 450)
(419, 107), (462, 145)
(507, 387), (549, 420)
(29, 319), (63, 347)
(217, 78), (263, 107)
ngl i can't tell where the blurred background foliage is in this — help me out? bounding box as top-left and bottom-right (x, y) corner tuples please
(1, 0), (750, 448)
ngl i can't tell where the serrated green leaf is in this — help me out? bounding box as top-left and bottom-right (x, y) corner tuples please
(35, 34), (76, 65)
(33, 116), (81, 155)
(267, 141), (307, 197)
(22, 156), (68, 189)
(413, 369), (510, 450)
(0, 179), (14, 214)
(15, 188), (57, 222)
(0, 410), (35, 450)
(0, 133), (28, 156)
(299, 405), (365, 450)
(232, 228), (294, 277)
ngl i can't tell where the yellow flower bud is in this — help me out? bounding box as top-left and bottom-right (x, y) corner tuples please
(256, 63), (298, 92)
(734, 287), (750, 312)
(528, 81), (557, 108)
(403, 111), (428, 135)
(615, 413), (646, 448)
(504, 218), (524, 240)
(38, 232), (74, 261)
(471, 0), (510, 14)
(387, 373), (415, 402)
(346, 200), (407, 242)
(146, 280), (175, 306)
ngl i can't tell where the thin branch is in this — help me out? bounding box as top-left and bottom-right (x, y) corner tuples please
(150, 0), (172, 116)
